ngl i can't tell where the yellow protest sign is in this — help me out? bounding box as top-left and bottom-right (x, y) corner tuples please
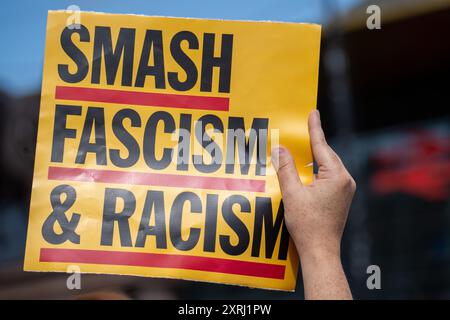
(24, 11), (321, 291)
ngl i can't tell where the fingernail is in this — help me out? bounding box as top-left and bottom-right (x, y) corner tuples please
(271, 152), (279, 171)
(271, 146), (285, 172)
(275, 146), (286, 155)
(315, 109), (321, 120)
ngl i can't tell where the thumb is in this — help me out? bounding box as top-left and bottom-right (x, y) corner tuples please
(308, 110), (340, 170)
(271, 146), (302, 195)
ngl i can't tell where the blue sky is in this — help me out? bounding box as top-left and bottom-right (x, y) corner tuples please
(0, 0), (363, 96)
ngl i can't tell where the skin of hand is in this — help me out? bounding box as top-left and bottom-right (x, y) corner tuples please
(271, 110), (355, 300)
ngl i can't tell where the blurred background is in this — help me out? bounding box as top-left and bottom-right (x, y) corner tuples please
(0, 0), (449, 299)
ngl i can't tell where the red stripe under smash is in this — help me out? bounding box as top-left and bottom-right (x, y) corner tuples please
(55, 86), (230, 111)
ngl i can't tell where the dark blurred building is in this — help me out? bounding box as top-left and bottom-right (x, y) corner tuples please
(319, 0), (450, 299)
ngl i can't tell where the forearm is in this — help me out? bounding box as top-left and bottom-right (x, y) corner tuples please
(299, 249), (352, 300)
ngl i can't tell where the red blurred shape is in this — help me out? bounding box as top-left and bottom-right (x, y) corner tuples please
(370, 131), (450, 201)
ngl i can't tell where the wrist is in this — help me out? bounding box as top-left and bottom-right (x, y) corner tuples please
(295, 242), (342, 265)
(298, 247), (344, 281)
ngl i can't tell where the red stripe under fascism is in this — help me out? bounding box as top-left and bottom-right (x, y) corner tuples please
(40, 248), (286, 280)
(55, 86), (230, 111)
(48, 166), (265, 192)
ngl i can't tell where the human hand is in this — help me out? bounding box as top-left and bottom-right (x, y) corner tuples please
(272, 109), (355, 299)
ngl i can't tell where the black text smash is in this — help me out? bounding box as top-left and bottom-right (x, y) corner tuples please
(59, 25), (233, 93)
